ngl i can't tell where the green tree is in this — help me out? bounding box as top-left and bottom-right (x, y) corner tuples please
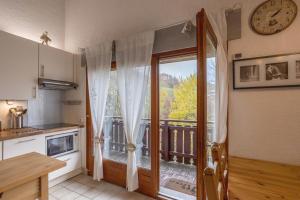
(168, 74), (197, 120)
(159, 87), (173, 119)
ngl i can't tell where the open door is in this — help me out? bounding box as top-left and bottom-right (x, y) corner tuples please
(196, 9), (218, 200)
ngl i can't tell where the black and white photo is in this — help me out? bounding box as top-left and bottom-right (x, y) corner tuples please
(233, 53), (300, 89)
(265, 62), (288, 81)
(240, 65), (259, 82)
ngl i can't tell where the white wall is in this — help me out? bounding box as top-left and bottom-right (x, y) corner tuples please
(0, 0), (65, 49)
(228, 0), (300, 165)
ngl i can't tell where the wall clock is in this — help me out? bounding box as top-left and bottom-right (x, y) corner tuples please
(250, 0), (298, 35)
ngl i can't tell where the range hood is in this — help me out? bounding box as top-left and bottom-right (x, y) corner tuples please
(38, 78), (78, 90)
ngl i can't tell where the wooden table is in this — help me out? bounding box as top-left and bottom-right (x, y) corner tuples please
(0, 152), (66, 200)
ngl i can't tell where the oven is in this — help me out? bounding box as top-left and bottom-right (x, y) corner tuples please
(46, 131), (79, 157)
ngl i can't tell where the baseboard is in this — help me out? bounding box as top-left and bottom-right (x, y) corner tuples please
(49, 168), (82, 187)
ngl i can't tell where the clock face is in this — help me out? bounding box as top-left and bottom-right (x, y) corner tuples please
(250, 0), (298, 35)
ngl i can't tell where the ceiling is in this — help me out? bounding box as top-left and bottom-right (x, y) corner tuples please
(64, 0), (235, 51)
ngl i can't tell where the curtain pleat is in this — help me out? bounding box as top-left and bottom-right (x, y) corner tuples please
(116, 31), (154, 191)
(207, 11), (229, 144)
(86, 41), (112, 181)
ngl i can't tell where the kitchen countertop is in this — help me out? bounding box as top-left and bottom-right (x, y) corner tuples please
(0, 123), (83, 141)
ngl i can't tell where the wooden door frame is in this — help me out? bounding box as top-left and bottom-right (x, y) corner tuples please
(86, 68), (93, 176)
(196, 9), (218, 200)
(151, 47), (197, 199)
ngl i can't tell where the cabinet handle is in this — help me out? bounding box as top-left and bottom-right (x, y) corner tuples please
(62, 158), (71, 162)
(32, 86), (37, 98)
(40, 65), (45, 77)
(16, 138), (36, 144)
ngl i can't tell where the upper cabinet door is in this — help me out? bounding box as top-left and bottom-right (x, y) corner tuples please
(0, 31), (38, 100)
(39, 45), (74, 82)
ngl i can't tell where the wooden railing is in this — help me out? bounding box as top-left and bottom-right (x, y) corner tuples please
(103, 116), (214, 165)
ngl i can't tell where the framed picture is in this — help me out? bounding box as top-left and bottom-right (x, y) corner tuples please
(233, 53), (300, 89)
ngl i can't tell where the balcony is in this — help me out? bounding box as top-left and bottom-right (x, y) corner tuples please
(102, 116), (214, 199)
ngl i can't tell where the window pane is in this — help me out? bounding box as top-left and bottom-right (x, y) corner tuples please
(206, 34), (216, 165)
(102, 70), (151, 169)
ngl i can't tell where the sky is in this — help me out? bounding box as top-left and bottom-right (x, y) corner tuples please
(160, 59), (197, 78)
(159, 58), (216, 83)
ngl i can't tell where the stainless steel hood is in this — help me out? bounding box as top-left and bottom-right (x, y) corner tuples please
(38, 78), (78, 90)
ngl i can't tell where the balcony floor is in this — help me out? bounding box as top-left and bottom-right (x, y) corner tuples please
(104, 150), (196, 199)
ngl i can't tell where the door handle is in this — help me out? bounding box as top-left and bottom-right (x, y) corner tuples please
(40, 65), (45, 77)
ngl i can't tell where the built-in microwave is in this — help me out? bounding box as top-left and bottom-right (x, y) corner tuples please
(46, 131), (79, 157)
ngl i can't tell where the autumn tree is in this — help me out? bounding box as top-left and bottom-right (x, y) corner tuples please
(168, 74), (197, 120)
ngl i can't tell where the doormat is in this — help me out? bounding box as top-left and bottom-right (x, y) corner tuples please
(163, 178), (196, 196)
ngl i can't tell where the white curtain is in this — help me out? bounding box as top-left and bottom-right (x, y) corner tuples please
(207, 10), (229, 144)
(86, 41), (112, 181)
(116, 31), (154, 191)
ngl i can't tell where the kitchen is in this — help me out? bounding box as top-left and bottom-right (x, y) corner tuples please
(1, 0), (300, 200)
(0, 28), (87, 198)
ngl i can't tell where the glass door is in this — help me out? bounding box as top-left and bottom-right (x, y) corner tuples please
(158, 55), (197, 200)
(153, 9), (218, 200)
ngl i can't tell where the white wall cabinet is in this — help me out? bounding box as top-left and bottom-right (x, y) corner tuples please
(39, 44), (74, 82)
(0, 31), (38, 100)
(3, 135), (45, 159)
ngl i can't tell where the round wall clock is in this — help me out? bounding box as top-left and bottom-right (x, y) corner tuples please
(250, 0), (298, 35)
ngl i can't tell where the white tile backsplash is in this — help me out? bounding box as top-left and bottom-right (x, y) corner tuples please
(28, 90), (63, 126)
(0, 90), (64, 129)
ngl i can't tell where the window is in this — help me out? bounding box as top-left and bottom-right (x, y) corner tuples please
(102, 70), (151, 169)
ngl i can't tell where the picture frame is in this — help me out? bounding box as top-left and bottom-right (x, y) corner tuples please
(233, 53), (300, 89)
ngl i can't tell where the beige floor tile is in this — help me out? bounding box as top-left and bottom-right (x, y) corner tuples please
(58, 179), (75, 187)
(52, 188), (70, 199)
(49, 184), (63, 194)
(93, 192), (116, 200)
(82, 188), (102, 199)
(65, 182), (90, 194)
(50, 175), (153, 200)
(49, 194), (58, 200)
(58, 190), (81, 200)
(75, 195), (90, 200)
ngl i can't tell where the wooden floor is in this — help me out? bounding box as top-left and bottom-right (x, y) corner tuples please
(229, 157), (300, 200)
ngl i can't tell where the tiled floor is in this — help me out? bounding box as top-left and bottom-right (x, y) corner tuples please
(49, 174), (154, 200)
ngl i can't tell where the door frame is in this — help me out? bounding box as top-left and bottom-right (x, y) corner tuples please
(196, 9), (218, 200)
(151, 47), (198, 199)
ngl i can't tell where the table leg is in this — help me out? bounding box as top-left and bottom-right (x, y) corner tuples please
(40, 175), (48, 200)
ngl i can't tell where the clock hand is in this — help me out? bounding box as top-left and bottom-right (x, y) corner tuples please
(271, 8), (282, 17)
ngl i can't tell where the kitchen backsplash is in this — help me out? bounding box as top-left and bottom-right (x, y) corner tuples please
(0, 90), (63, 129)
(28, 90), (63, 126)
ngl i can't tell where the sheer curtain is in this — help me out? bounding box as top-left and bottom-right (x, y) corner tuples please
(116, 31), (154, 191)
(86, 41), (112, 181)
(207, 10), (228, 144)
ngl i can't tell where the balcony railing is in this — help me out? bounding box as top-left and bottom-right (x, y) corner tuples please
(103, 116), (214, 165)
